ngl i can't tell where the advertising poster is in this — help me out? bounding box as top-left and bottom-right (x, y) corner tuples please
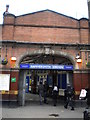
(0, 74), (10, 91)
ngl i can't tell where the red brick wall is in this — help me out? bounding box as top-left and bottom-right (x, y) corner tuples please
(3, 14), (15, 24)
(2, 25), (14, 40)
(73, 71), (89, 92)
(10, 71), (19, 91)
(2, 70), (19, 91)
(0, 25), (2, 40)
(80, 29), (89, 44)
(79, 19), (89, 28)
(2, 10), (89, 44)
(88, 72), (90, 88)
(14, 26), (80, 44)
(15, 11), (78, 27)
(0, 70), (19, 100)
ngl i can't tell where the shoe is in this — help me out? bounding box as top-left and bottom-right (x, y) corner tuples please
(71, 108), (74, 110)
(64, 106), (67, 109)
(40, 102), (42, 105)
(46, 102), (48, 104)
(44, 101), (46, 103)
(54, 104), (56, 106)
(44, 101), (48, 104)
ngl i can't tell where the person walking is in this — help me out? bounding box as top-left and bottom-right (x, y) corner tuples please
(83, 88), (90, 120)
(52, 85), (58, 106)
(43, 80), (49, 104)
(64, 84), (75, 110)
(85, 87), (90, 108)
(38, 81), (44, 105)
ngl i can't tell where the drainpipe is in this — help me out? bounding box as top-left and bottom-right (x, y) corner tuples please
(87, 0), (90, 43)
(88, 0), (90, 89)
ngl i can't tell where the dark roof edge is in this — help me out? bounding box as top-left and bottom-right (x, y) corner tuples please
(16, 9), (80, 21)
(3, 13), (16, 17)
(79, 18), (89, 21)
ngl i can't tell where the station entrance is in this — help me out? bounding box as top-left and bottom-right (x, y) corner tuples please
(18, 53), (74, 106)
(25, 69), (73, 94)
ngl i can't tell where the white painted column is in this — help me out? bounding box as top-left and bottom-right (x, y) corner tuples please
(22, 71), (26, 106)
(67, 72), (69, 84)
(0, 94), (2, 120)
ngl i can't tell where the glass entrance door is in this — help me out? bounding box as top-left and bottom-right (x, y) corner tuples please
(58, 73), (67, 89)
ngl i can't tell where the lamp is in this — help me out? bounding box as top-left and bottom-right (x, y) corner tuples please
(10, 57), (16, 61)
(76, 53), (80, 59)
(10, 57), (16, 68)
(77, 59), (82, 63)
(76, 53), (82, 63)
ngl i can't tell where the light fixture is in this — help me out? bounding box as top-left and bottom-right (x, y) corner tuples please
(10, 57), (16, 61)
(76, 53), (80, 59)
(77, 59), (82, 63)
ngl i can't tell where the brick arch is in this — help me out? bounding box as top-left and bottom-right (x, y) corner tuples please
(54, 50), (75, 68)
(18, 49), (76, 69)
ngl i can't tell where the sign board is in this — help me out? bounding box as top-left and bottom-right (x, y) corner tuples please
(11, 77), (16, 82)
(59, 89), (65, 96)
(0, 74), (10, 91)
(79, 89), (87, 99)
(20, 64), (73, 70)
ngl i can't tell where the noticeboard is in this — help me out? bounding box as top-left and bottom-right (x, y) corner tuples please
(0, 74), (10, 91)
(79, 89), (87, 99)
(59, 89), (65, 96)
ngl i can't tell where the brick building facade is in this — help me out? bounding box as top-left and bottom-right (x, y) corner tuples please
(0, 9), (90, 105)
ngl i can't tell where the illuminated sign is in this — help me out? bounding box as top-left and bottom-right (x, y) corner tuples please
(20, 64), (73, 70)
(11, 77), (16, 82)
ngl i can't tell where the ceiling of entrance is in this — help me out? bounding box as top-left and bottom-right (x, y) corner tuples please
(20, 54), (72, 65)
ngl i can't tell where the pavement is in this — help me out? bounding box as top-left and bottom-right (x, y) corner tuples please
(0, 94), (87, 119)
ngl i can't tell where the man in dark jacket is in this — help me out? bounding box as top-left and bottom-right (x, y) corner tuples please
(43, 81), (49, 104)
(86, 88), (90, 108)
(53, 85), (58, 106)
(38, 81), (44, 105)
(64, 84), (75, 110)
(83, 88), (90, 120)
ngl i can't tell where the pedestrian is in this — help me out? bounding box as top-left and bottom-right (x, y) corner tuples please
(43, 80), (49, 104)
(83, 88), (90, 120)
(64, 88), (67, 102)
(85, 87), (90, 109)
(38, 81), (44, 105)
(52, 85), (58, 106)
(64, 84), (75, 110)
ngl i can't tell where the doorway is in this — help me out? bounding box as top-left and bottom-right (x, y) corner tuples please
(18, 69), (73, 106)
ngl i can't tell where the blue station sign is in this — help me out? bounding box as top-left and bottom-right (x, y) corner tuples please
(20, 64), (73, 70)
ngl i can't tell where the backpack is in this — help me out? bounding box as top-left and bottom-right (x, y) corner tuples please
(67, 87), (73, 97)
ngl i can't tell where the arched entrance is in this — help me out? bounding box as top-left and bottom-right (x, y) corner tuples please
(18, 50), (75, 106)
